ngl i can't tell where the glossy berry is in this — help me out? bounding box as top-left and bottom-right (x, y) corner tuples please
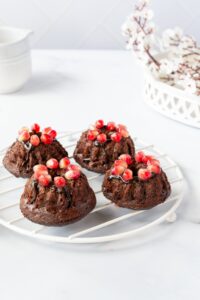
(95, 119), (104, 129)
(142, 155), (154, 164)
(97, 133), (107, 143)
(135, 151), (145, 163)
(148, 159), (160, 166)
(48, 129), (57, 139)
(65, 170), (80, 180)
(68, 164), (81, 172)
(59, 157), (70, 169)
(38, 174), (52, 187)
(41, 134), (53, 145)
(54, 176), (66, 188)
(30, 134), (40, 146)
(111, 165), (125, 176)
(46, 158), (59, 169)
(18, 130), (30, 142)
(107, 122), (116, 131)
(31, 123), (40, 133)
(120, 129), (129, 138)
(18, 127), (29, 135)
(114, 159), (128, 169)
(119, 154), (132, 165)
(122, 169), (133, 181)
(33, 164), (48, 173)
(111, 132), (122, 143)
(87, 130), (99, 141)
(138, 168), (152, 180)
(43, 127), (52, 134)
(147, 164), (161, 174)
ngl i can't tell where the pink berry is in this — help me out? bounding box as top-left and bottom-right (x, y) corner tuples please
(54, 176), (66, 188)
(30, 134), (40, 146)
(138, 168), (152, 180)
(43, 127), (52, 134)
(107, 122), (116, 131)
(41, 134), (53, 145)
(33, 164), (48, 173)
(118, 154), (132, 165)
(87, 130), (99, 141)
(97, 133), (107, 143)
(142, 155), (154, 164)
(114, 159), (128, 169)
(147, 164), (161, 174)
(111, 132), (122, 142)
(65, 170), (80, 180)
(135, 151), (145, 163)
(59, 157), (70, 169)
(122, 169), (133, 181)
(48, 129), (57, 139)
(147, 159), (160, 166)
(18, 130), (30, 142)
(18, 127), (29, 135)
(38, 174), (52, 187)
(117, 124), (127, 131)
(68, 164), (81, 172)
(120, 129), (129, 138)
(95, 120), (104, 129)
(111, 165), (125, 176)
(31, 123), (40, 133)
(46, 158), (59, 169)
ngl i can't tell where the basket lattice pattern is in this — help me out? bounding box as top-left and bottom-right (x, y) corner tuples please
(144, 72), (200, 128)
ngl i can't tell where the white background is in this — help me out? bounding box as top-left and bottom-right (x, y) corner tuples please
(0, 0), (200, 49)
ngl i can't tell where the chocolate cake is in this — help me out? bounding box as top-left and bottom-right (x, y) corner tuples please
(3, 124), (68, 178)
(102, 152), (171, 210)
(20, 158), (96, 226)
(73, 120), (135, 173)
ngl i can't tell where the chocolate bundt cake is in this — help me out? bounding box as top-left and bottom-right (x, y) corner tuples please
(20, 157), (96, 226)
(73, 120), (135, 173)
(3, 124), (68, 178)
(102, 152), (171, 210)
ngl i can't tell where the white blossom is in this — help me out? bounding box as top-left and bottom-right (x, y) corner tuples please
(177, 74), (197, 94)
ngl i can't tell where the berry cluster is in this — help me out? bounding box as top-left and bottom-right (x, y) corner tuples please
(111, 154), (133, 182)
(136, 151), (161, 181)
(87, 120), (129, 144)
(18, 123), (57, 146)
(33, 157), (81, 188)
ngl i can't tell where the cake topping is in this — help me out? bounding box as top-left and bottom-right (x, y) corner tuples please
(110, 155), (133, 182)
(122, 169), (133, 181)
(87, 120), (129, 143)
(136, 151), (161, 180)
(118, 154), (133, 165)
(33, 158), (81, 187)
(18, 124), (57, 147)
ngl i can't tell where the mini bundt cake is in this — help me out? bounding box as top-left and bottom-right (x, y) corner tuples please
(20, 157), (96, 226)
(102, 152), (171, 209)
(3, 123), (68, 178)
(73, 120), (135, 173)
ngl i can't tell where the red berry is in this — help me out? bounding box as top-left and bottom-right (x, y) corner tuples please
(118, 154), (132, 165)
(43, 127), (52, 134)
(107, 122), (116, 131)
(65, 170), (80, 180)
(59, 157), (70, 169)
(122, 169), (133, 181)
(38, 174), (52, 187)
(31, 123), (40, 133)
(68, 164), (81, 172)
(33, 164), (48, 173)
(41, 134), (53, 145)
(142, 155), (154, 164)
(97, 133), (107, 143)
(120, 129), (129, 138)
(46, 158), (59, 169)
(117, 124), (127, 131)
(87, 130), (99, 141)
(54, 176), (66, 188)
(111, 165), (125, 176)
(135, 151), (145, 163)
(18, 130), (30, 142)
(114, 159), (128, 169)
(147, 164), (161, 174)
(147, 159), (160, 166)
(30, 134), (40, 146)
(48, 129), (57, 139)
(138, 168), (152, 180)
(95, 120), (104, 129)
(18, 127), (29, 135)
(111, 132), (122, 142)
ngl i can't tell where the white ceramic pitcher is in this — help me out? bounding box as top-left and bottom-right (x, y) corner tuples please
(0, 26), (33, 94)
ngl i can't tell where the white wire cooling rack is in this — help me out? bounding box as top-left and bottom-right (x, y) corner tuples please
(0, 131), (184, 244)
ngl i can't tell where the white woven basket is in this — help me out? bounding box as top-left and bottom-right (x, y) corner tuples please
(144, 70), (200, 128)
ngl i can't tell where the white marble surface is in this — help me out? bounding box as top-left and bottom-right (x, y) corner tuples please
(0, 50), (200, 300)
